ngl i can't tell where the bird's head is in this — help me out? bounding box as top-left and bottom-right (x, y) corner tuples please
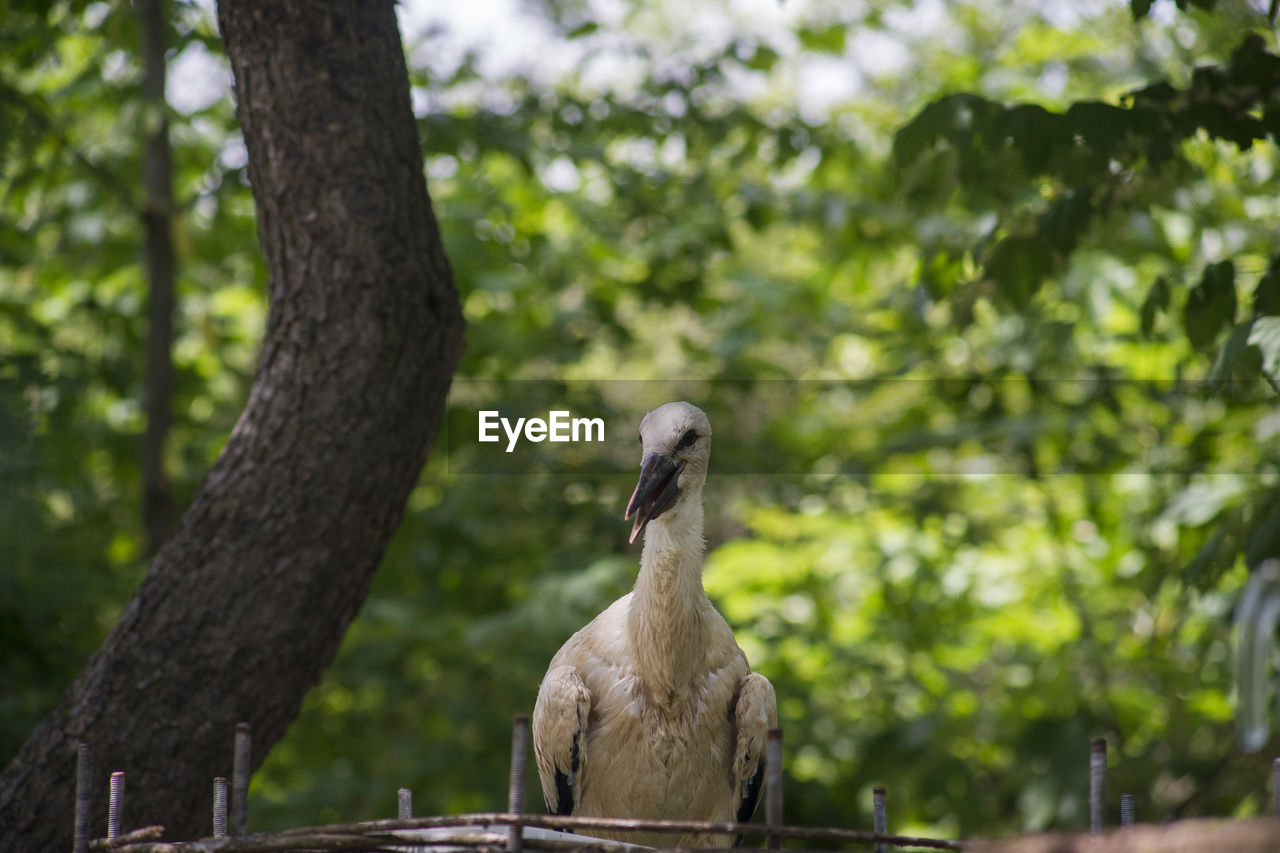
(624, 401), (712, 544)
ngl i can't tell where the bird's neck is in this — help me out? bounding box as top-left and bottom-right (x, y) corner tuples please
(629, 494), (709, 701)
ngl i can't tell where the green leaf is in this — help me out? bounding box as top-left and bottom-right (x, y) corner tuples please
(1065, 101), (1135, 159)
(1130, 0), (1155, 19)
(1254, 254), (1280, 316)
(1207, 319), (1259, 391)
(1140, 275), (1170, 338)
(1247, 508), (1280, 566)
(1226, 32), (1277, 90)
(1187, 101), (1264, 151)
(798, 24), (846, 55)
(998, 103), (1068, 173)
(985, 235), (1053, 309)
(566, 22), (599, 39)
(893, 93), (1001, 168)
(1037, 188), (1092, 254)
(920, 251), (964, 300)
(745, 44), (780, 72)
(1247, 315), (1280, 386)
(1183, 260), (1237, 351)
(1183, 528), (1232, 591)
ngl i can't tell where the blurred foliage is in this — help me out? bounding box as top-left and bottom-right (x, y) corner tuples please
(0, 0), (259, 752)
(3, 0), (1280, 842)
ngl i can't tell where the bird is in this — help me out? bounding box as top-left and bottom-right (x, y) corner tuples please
(532, 401), (777, 848)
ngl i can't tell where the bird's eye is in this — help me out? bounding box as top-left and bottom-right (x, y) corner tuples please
(638, 433), (643, 447)
(677, 429), (698, 449)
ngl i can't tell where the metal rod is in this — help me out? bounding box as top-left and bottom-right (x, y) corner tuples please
(74, 743), (91, 853)
(213, 776), (229, 838)
(398, 787), (413, 820)
(1236, 561), (1280, 752)
(268, 811), (970, 851)
(507, 715), (528, 853)
(1120, 793), (1134, 828)
(107, 770), (125, 839)
(1274, 757), (1280, 820)
(766, 728), (783, 850)
(1089, 737), (1106, 835)
(232, 721), (251, 839)
(872, 786), (887, 853)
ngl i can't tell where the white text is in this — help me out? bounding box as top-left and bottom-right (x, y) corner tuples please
(478, 410), (605, 452)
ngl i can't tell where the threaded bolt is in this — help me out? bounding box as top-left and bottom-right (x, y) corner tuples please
(1089, 738), (1106, 835)
(1274, 758), (1280, 820)
(74, 743), (91, 853)
(398, 787), (412, 820)
(766, 728), (783, 850)
(107, 771), (125, 839)
(507, 715), (528, 853)
(213, 776), (229, 838)
(232, 722), (251, 839)
(872, 786), (887, 853)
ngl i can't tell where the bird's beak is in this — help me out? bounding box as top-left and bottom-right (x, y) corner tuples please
(625, 452), (685, 544)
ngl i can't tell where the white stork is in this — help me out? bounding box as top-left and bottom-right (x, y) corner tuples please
(532, 401), (777, 847)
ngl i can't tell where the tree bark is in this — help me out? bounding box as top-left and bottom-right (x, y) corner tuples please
(0, 1), (464, 849)
(137, 0), (176, 555)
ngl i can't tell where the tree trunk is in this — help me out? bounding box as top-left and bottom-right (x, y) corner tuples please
(137, 0), (176, 555)
(0, 1), (464, 848)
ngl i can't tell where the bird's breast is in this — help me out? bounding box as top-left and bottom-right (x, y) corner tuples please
(580, 660), (741, 811)
(585, 711), (732, 819)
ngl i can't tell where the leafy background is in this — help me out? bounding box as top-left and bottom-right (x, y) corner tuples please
(3, 0), (1280, 841)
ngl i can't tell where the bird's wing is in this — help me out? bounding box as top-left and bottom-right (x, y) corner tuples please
(532, 664), (592, 816)
(732, 672), (778, 823)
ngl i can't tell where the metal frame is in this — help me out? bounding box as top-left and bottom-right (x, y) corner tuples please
(72, 719), (1280, 852)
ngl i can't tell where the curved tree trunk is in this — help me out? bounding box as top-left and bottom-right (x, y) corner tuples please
(0, 1), (464, 849)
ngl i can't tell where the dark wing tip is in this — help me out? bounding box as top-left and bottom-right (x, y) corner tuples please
(552, 768), (575, 816)
(736, 756), (767, 825)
